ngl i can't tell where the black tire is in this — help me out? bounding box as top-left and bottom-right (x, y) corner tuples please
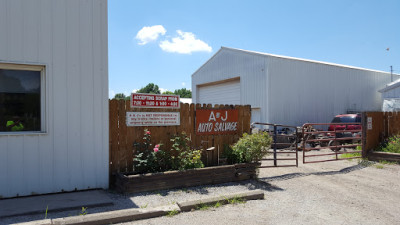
(329, 140), (341, 151)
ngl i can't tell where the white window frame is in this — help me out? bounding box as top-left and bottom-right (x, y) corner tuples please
(0, 62), (47, 135)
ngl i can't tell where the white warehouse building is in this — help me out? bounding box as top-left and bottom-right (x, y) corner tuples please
(0, 0), (108, 198)
(378, 79), (400, 111)
(192, 47), (399, 126)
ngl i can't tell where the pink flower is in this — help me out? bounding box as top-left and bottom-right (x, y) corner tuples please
(146, 131), (151, 135)
(155, 144), (160, 148)
(153, 148), (159, 152)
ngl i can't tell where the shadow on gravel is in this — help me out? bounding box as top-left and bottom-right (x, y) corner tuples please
(240, 180), (284, 192)
(259, 161), (374, 182)
(0, 179), (284, 225)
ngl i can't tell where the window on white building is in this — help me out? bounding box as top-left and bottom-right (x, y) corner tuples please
(0, 63), (45, 132)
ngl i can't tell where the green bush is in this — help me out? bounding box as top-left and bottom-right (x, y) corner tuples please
(378, 134), (400, 153)
(222, 144), (240, 164)
(231, 132), (272, 163)
(170, 132), (204, 170)
(133, 130), (204, 174)
(133, 129), (171, 173)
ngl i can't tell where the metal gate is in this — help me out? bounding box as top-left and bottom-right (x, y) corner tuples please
(301, 123), (362, 164)
(252, 123), (298, 168)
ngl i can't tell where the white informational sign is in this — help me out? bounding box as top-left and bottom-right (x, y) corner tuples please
(126, 112), (180, 126)
(382, 98), (400, 112)
(367, 117), (372, 130)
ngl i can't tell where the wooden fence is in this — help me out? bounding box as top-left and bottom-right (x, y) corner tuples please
(363, 111), (400, 156)
(109, 99), (251, 176)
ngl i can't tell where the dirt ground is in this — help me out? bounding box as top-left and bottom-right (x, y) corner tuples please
(120, 150), (400, 225)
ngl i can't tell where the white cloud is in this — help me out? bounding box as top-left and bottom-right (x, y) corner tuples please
(109, 90), (116, 99)
(124, 91), (131, 97)
(159, 88), (169, 93)
(159, 30), (212, 54)
(136, 25), (166, 45)
(182, 82), (186, 86)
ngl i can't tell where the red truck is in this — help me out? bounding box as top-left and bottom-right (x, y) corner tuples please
(327, 114), (362, 150)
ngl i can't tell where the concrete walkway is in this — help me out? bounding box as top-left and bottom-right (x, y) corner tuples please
(0, 190), (113, 218)
(15, 190), (264, 225)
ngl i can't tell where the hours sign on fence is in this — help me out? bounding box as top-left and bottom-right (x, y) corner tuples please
(130, 93), (180, 108)
(126, 112), (180, 126)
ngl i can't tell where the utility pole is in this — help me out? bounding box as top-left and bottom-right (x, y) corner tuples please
(391, 65), (393, 82)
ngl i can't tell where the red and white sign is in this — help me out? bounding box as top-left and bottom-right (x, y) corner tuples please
(196, 109), (239, 135)
(130, 93), (180, 108)
(126, 112), (180, 127)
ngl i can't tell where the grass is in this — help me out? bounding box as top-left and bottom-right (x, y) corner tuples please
(227, 196), (246, 205)
(140, 203), (148, 209)
(338, 152), (361, 161)
(182, 188), (191, 193)
(166, 209), (179, 217)
(373, 160), (398, 169)
(379, 160), (397, 165)
(196, 203), (211, 211)
(375, 164), (384, 169)
(214, 201), (222, 208)
(193, 196), (246, 212)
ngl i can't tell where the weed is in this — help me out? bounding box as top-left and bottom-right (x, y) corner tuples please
(214, 201), (222, 208)
(379, 160), (397, 165)
(227, 196), (246, 205)
(44, 205), (48, 219)
(79, 207), (88, 216)
(182, 188), (191, 193)
(167, 209), (179, 217)
(378, 134), (400, 153)
(196, 203), (210, 211)
(140, 203), (148, 209)
(357, 158), (375, 167)
(375, 164), (384, 169)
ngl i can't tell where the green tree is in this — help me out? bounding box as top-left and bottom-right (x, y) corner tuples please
(137, 83), (161, 94)
(113, 93), (126, 100)
(162, 90), (174, 95)
(174, 88), (192, 98)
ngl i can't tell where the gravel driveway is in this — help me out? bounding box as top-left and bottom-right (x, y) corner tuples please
(119, 152), (400, 225)
(2, 150), (400, 225)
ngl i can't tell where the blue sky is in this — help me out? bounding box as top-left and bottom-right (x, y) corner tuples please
(108, 0), (400, 98)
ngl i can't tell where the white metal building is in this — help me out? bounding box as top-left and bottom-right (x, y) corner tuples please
(378, 79), (400, 111)
(0, 0), (109, 198)
(192, 47), (399, 126)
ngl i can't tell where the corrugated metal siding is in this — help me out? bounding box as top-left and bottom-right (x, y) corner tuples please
(266, 56), (396, 126)
(192, 48), (398, 128)
(192, 49), (268, 121)
(198, 80), (241, 105)
(382, 86), (400, 98)
(0, 0), (108, 198)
